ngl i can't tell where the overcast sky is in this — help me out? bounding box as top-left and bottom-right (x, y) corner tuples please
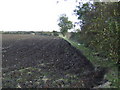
(0, 0), (76, 31)
(0, 0), (119, 32)
(0, 0), (81, 31)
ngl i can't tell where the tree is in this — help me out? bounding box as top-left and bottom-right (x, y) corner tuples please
(74, 2), (119, 64)
(58, 14), (73, 36)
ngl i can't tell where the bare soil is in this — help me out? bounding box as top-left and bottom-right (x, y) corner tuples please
(2, 34), (106, 88)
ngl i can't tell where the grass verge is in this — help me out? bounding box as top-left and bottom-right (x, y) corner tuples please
(60, 36), (119, 88)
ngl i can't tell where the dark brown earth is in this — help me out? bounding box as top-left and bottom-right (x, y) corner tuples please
(2, 34), (106, 88)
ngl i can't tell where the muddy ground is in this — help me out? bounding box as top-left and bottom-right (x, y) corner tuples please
(2, 34), (106, 88)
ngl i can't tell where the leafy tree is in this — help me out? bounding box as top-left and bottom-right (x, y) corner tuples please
(74, 2), (119, 64)
(58, 14), (73, 36)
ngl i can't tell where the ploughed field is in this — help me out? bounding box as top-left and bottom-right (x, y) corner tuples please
(2, 34), (106, 88)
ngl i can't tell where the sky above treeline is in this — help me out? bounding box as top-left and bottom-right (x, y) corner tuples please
(0, 0), (118, 32)
(0, 0), (80, 32)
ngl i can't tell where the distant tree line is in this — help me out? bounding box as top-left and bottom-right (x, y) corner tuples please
(2, 31), (35, 34)
(2, 31), (60, 36)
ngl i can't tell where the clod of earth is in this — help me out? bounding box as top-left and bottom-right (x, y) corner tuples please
(2, 34), (106, 88)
